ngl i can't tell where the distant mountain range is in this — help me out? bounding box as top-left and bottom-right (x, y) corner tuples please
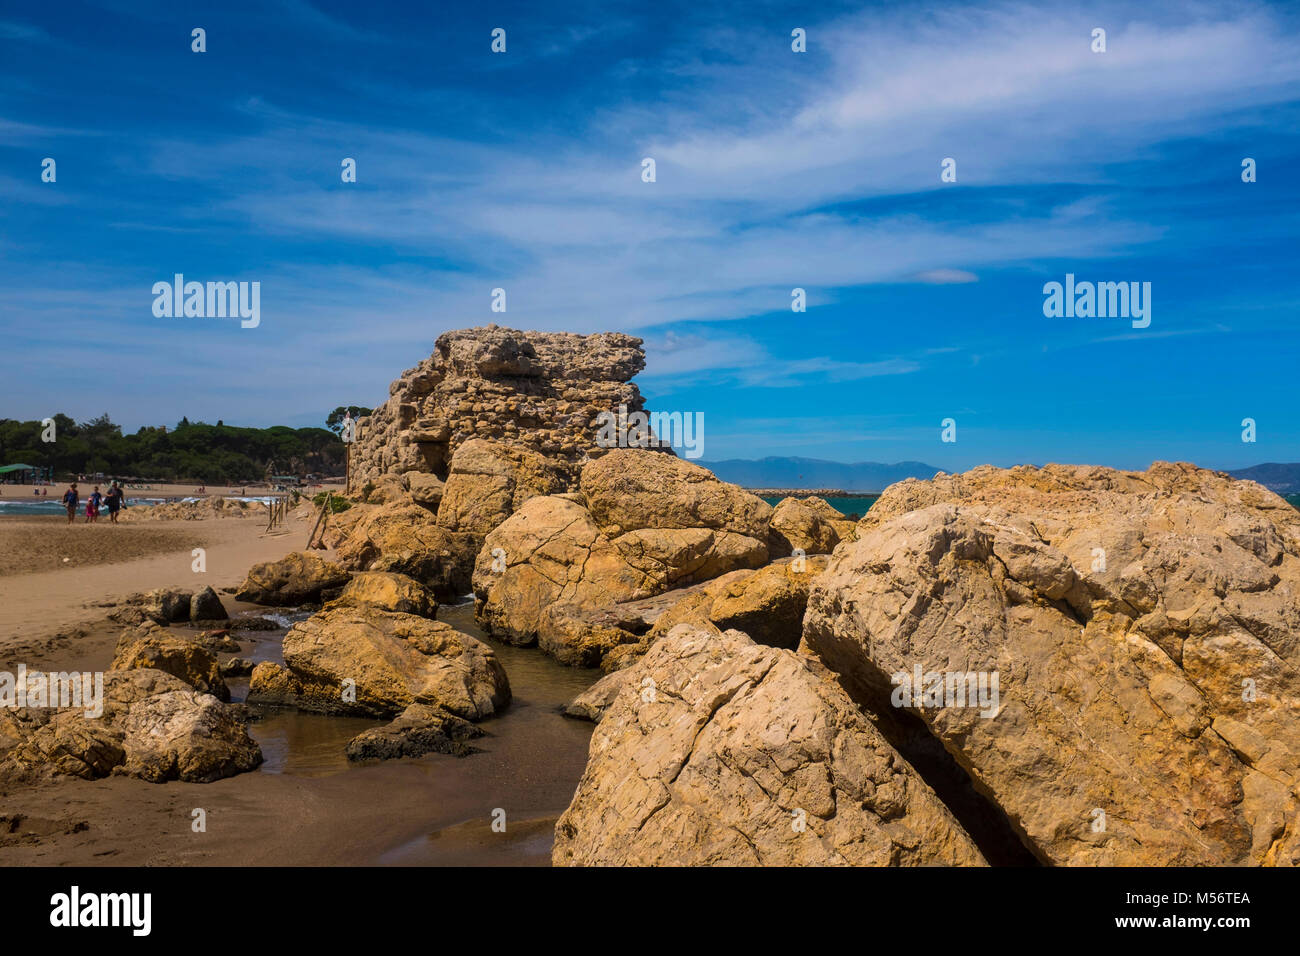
(699, 457), (944, 493)
(700, 457), (1300, 496)
(1226, 463), (1300, 494)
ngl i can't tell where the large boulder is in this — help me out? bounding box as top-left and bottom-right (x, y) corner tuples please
(768, 496), (857, 556)
(553, 625), (987, 866)
(474, 451), (773, 664)
(0, 669), (261, 784)
(474, 495), (648, 648)
(545, 556), (830, 671)
(247, 605), (510, 720)
(802, 462), (1300, 866)
(111, 624), (230, 701)
(235, 552), (351, 606)
(330, 571), (436, 617)
(580, 449), (771, 542)
(334, 501), (477, 599)
(436, 438), (568, 535)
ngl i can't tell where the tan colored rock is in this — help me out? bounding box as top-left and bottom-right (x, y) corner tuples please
(436, 438), (567, 535)
(0, 670), (261, 784)
(768, 496), (856, 556)
(250, 605), (510, 719)
(563, 669), (634, 722)
(235, 552), (351, 606)
(330, 571), (436, 617)
(363, 473), (411, 505)
(474, 452), (774, 664)
(580, 449), (772, 542)
(407, 472), (446, 510)
(553, 625), (987, 866)
(111, 623), (230, 701)
(649, 556), (830, 650)
(334, 501), (477, 598)
(803, 462), (1300, 866)
(473, 495), (647, 647)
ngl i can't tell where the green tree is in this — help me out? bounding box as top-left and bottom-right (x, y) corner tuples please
(326, 406), (373, 435)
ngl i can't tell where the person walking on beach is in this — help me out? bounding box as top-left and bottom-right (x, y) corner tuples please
(105, 482), (123, 523)
(62, 482), (79, 523)
(86, 486), (103, 523)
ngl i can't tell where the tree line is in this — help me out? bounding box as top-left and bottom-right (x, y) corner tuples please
(0, 413), (357, 484)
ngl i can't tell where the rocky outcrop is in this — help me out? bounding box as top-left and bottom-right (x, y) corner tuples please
(646, 556), (829, 650)
(802, 462), (1300, 866)
(768, 496), (857, 556)
(543, 556), (829, 673)
(0, 670), (261, 784)
(473, 450), (773, 665)
(349, 325), (649, 488)
(235, 552), (351, 606)
(247, 605), (510, 720)
(111, 623), (230, 701)
(333, 502), (476, 599)
(436, 439), (568, 534)
(330, 571), (437, 617)
(553, 625), (987, 866)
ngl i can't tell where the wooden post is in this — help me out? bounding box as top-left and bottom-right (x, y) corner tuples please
(307, 492), (331, 548)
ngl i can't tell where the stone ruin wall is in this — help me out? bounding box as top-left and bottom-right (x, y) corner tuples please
(349, 325), (653, 488)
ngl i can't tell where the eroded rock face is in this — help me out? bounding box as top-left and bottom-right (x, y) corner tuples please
(474, 495), (644, 649)
(349, 325), (649, 488)
(334, 503), (477, 599)
(248, 605), (510, 720)
(647, 557), (830, 650)
(803, 462), (1300, 866)
(553, 625), (987, 866)
(473, 451), (773, 664)
(0, 670), (261, 784)
(581, 450), (770, 540)
(111, 624), (230, 701)
(235, 552), (351, 606)
(768, 496), (857, 556)
(437, 439), (569, 535)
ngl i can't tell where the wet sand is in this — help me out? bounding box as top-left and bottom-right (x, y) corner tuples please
(0, 603), (599, 866)
(0, 512), (317, 646)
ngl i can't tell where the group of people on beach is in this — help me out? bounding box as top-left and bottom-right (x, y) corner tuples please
(61, 481), (125, 524)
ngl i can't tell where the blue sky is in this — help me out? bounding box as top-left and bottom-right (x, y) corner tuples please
(1, 0), (1297, 471)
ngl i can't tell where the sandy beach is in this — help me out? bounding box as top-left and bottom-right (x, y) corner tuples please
(0, 508), (320, 650)
(0, 499), (599, 868)
(0, 481), (345, 502)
